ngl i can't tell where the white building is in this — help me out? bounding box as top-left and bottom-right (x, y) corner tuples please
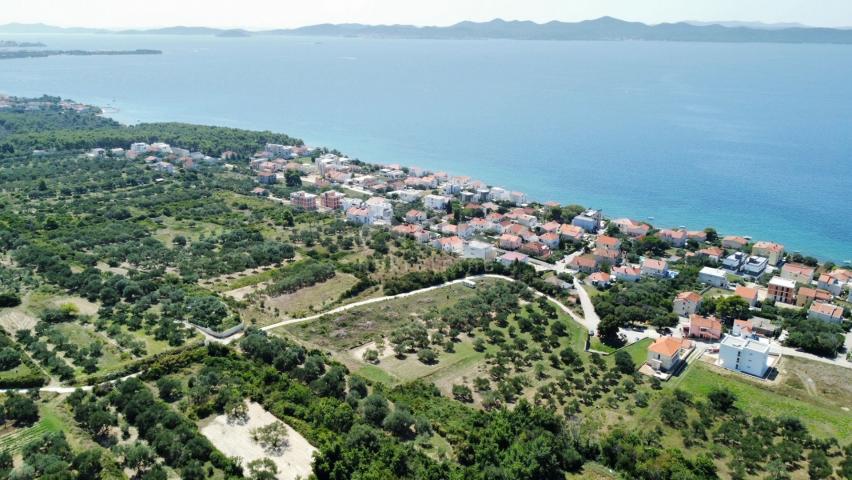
(463, 240), (496, 261)
(571, 209), (602, 232)
(341, 197), (364, 212)
(392, 189), (423, 203)
(365, 197), (393, 225)
(424, 194), (450, 211)
(718, 335), (770, 377)
(130, 142), (149, 153)
(742, 256), (768, 276)
(698, 267), (729, 288)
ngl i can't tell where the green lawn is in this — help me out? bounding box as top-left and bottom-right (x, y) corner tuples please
(354, 365), (400, 385)
(670, 361), (851, 442)
(589, 336), (618, 353)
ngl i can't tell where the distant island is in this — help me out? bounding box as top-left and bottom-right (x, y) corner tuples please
(4, 17), (852, 44)
(0, 40), (46, 47)
(0, 49), (161, 60)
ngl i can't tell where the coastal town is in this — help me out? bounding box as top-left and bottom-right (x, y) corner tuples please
(91, 138), (852, 380)
(1, 94), (851, 480)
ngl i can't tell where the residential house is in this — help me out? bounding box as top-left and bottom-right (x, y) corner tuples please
(593, 247), (620, 267)
(657, 229), (687, 248)
(341, 197), (364, 212)
(540, 232), (560, 250)
(742, 256), (769, 277)
(345, 207), (370, 225)
(434, 236), (464, 255)
(571, 211), (600, 233)
(595, 235), (622, 252)
(365, 197), (393, 225)
(647, 337), (692, 373)
(734, 285), (759, 307)
(611, 218), (650, 237)
(290, 191), (318, 211)
(424, 194), (450, 211)
(558, 224), (585, 243)
(319, 191), (345, 210)
(520, 242), (552, 259)
(588, 272), (611, 288)
(796, 287), (833, 307)
(257, 172), (276, 185)
(405, 209), (427, 224)
(808, 302), (844, 324)
(732, 319), (754, 338)
(698, 267), (729, 288)
(751, 241), (785, 266)
(641, 258), (669, 278)
(722, 252), (747, 271)
(747, 317), (779, 337)
(687, 315), (722, 341)
(722, 236), (749, 250)
(464, 240), (496, 261)
(818, 269), (852, 296)
(767, 277), (796, 304)
(541, 221), (561, 233)
(673, 291), (702, 317)
(499, 234), (522, 250)
(455, 223), (474, 239)
(612, 265), (641, 282)
(251, 187), (268, 197)
(499, 251), (529, 267)
(781, 263), (816, 285)
(687, 231), (707, 243)
(719, 335), (769, 377)
(570, 254), (599, 274)
(393, 189), (423, 203)
(697, 246), (725, 264)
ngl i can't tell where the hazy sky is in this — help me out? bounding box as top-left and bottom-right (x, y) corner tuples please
(3, 0), (852, 29)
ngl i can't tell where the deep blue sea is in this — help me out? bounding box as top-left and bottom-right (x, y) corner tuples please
(1, 34), (850, 261)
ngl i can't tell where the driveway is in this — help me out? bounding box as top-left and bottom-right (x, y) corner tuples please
(572, 278), (600, 334)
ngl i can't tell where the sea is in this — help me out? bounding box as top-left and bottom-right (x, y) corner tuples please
(0, 33), (850, 261)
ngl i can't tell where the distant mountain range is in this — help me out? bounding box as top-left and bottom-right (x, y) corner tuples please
(3, 17), (852, 44)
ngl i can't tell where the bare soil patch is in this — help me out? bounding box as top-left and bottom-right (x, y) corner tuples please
(199, 401), (316, 480)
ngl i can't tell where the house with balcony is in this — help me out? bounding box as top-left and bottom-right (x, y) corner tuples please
(673, 291), (702, 317)
(719, 335), (770, 377)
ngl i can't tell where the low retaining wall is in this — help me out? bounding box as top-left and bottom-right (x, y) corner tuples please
(194, 322), (245, 339)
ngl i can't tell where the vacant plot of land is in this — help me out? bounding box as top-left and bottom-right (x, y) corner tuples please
(53, 323), (128, 372)
(264, 273), (360, 318)
(776, 356), (852, 409)
(152, 218), (221, 247)
(354, 338), (485, 388)
(0, 308), (38, 334)
(281, 282), (485, 351)
(672, 360), (851, 442)
(199, 401), (316, 480)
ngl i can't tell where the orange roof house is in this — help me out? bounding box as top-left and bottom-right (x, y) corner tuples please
(687, 315), (722, 340)
(647, 337), (692, 372)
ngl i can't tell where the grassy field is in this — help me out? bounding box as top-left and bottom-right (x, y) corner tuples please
(264, 272), (361, 318)
(669, 359), (851, 442)
(354, 339), (485, 388)
(280, 281), (489, 351)
(589, 336), (617, 353)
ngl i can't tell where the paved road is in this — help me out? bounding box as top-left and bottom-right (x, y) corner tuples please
(573, 278), (601, 334)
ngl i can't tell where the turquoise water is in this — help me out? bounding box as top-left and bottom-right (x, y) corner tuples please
(1, 34), (850, 261)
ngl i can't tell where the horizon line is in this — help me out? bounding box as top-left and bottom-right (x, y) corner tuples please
(2, 16), (851, 33)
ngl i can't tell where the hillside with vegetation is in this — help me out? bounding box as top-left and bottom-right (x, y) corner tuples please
(0, 98), (850, 480)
